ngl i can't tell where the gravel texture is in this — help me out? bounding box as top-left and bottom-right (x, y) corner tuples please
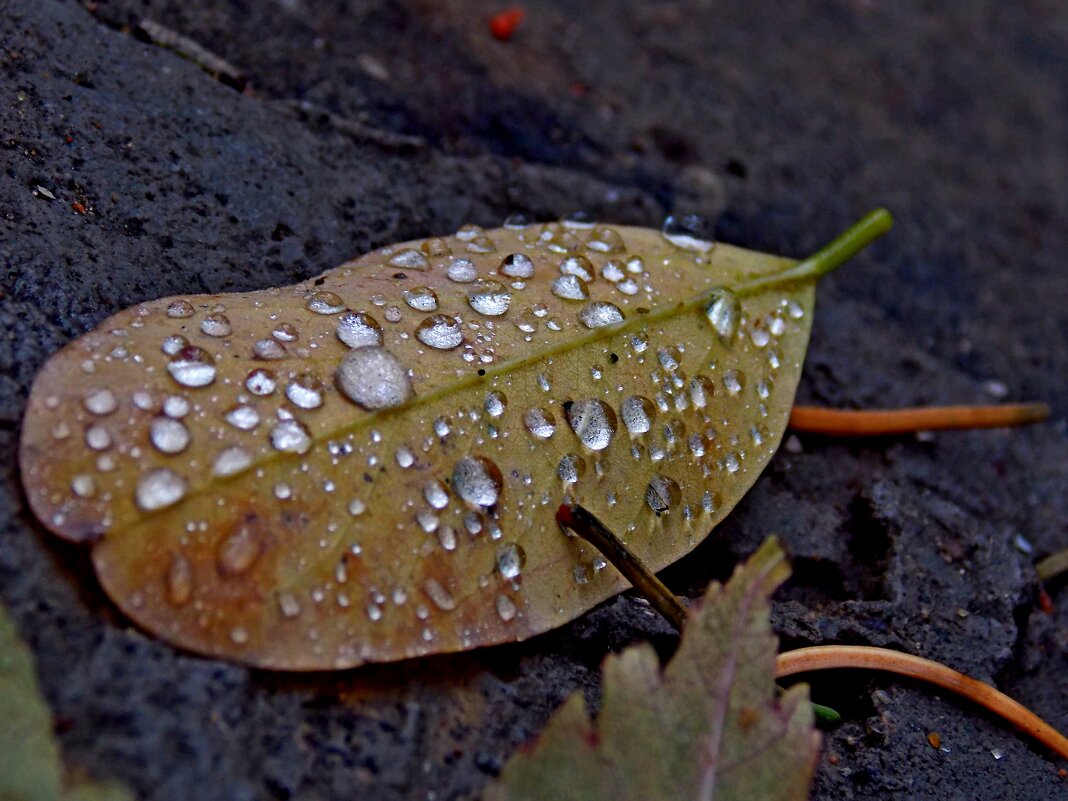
(2, 1), (1066, 799)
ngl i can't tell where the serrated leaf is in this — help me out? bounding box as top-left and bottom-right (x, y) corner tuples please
(20, 214), (883, 669)
(486, 538), (819, 801)
(0, 604), (133, 801)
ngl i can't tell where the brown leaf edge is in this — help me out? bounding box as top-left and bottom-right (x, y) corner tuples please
(485, 538), (819, 801)
(0, 603), (132, 801)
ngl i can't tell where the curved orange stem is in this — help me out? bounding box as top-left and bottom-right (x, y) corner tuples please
(789, 403), (1050, 436)
(777, 645), (1068, 760)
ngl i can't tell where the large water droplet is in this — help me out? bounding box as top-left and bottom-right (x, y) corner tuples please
(585, 226), (625, 254)
(500, 253), (535, 279)
(200, 313), (232, 337)
(621, 395), (655, 435)
(336, 346), (412, 410)
(167, 347), (216, 387)
(272, 322), (298, 342)
(723, 451), (741, 473)
(496, 543), (526, 579)
(83, 388), (117, 416)
(523, 407), (556, 439)
(723, 368), (745, 396)
(447, 258), (478, 283)
(566, 399), (617, 451)
(424, 479), (450, 510)
(270, 419), (313, 454)
(421, 237), (451, 257)
(467, 280), (511, 316)
(84, 425), (111, 451)
(495, 594), (517, 622)
(578, 301), (624, 329)
(661, 213), (714, 252)
(389, 248), (430, 270)
(306, 291), (346, 314)
(252, 338), (287, 360)
(415, 314), (463, 350)
(704, 288), (740, 343)
(217, 523), (260, 576)
(166, 552), (193, 605)
(161, 334), (188, 356)
(245, 368), (277, 395)
(552, 273), (592, 305)
(277, 592), (302, 618)
(657, 346), (682, 372)
(452, 456), (502, 508)
(150, 417), (190, 454)
(225, 404), (260, 430)
(422, 578), (456, 611)
(559, 255), (595, 282)
(167, 300), (195, 318)
(212, 446), (253, 476)
(503, 213), (533, 229)
(286, 373), (325, 410)
(484, 391), (507, 418)
(336, 310), (383, 348)
(557, 453), (585, 483)
(404, 286), (439, 312)
(162, 395), (190, 418)
(136, 468), (187, 511)
(688, 376), (715, 408)
(645, 475), (681, 514)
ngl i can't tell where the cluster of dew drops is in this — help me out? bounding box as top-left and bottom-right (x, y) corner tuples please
(41, 210), (804, 655)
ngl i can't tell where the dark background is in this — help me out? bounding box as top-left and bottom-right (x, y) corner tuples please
(2, 1), (1067, 799)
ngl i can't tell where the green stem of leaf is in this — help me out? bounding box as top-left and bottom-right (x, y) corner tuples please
(736, 207), (894, 296)
(1037, 548), (1068, 583)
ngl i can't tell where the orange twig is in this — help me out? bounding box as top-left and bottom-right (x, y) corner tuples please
(777, 645), (1068, 760)
(789, 403), (1050, 436)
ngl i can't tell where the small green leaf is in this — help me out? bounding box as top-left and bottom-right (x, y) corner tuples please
(486, 538), (819, 801)
(0, 605), (132, 801)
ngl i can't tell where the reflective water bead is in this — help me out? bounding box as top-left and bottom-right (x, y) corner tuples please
(496, 543), (525, 579)
(200, 313), (231, 337)
(500, 253), (535, 279)
(495, 594), (517, 622)
(161, 334), (187, 356)
(166, 553), (193, 606)
(270, 419), (313, 454)
(336, 346), (412, 410)
(565, 399), (617, 451)
(452, 456), (503, 508)
(167, 347), (216, 387)
(503, 212), (533, 229)
(217, 523), (260, 576)
(657, 346), (682, 372)
(166, 300), (195, 318)
(467, 280), (511, 316)
(523, 407), (556, 439)
(415, 314), (463, 350)
(212, 446), (253, 477)
(84, 425), (111, 451)
(584, 226), (625, 254)
(252, 338), (287, 360)
(723, 369), (745, 396)
(447, 258), (478, 283)
(306, 291), (346, 314)
(601, 260), (625, 282)
(150, 417), (190, 454)
(578, 301), (624, 329)
(704, 288), (740, 343)
(135, 468), (186, 511)
(551, 274), (589, 301)
(621, 395), (655, 435)
(245, 368), (277, 395)
(423, 578), (456, 611)
(225, 404), (260, 430)
(389, 248), (430, 270)
(661, 213), (714, 252)
(424, 479), (450, 510)
(83, 388), (117, 416)
(336, 310), (383, 348)
(484, 391), (507, 418)
(286, 373), (324, 410)
(395, 445), (416, 468)
(272, 322), (298, 342)
(645, 475), (681, 514)
(162, 395), (190, 418)
(403, 286), (439, 312)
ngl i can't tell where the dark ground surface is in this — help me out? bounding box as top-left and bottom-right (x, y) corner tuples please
(2, 1), (1067, 798)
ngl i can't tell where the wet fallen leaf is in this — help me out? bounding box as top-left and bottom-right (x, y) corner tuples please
(486, 538), (819, 801)
(0, 604), (132, 801)
(20, 211), (890, 669)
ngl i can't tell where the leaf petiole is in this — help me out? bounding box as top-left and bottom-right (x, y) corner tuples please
(789, 403), (1050, 436)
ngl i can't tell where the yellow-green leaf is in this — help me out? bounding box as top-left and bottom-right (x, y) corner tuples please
(486, 538), (819, 801)
(0, 604), (133, 801)
(19, 211), (890, 669)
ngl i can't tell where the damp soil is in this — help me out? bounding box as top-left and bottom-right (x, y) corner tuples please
(2, 1), (1067, 799)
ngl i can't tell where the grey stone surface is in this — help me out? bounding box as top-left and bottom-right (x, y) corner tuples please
(1, 1), (1066, 798)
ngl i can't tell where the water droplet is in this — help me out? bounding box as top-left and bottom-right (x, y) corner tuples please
(723, 368), (745, 396)
(687, 432), (710, 457)
(768, 315), (786, 336)
(657, 346), (682, 372)
(84, 425), (111, 450)
(433, 417), (451, 438)
(437, 525), (458, 551)
(446, 258), (478, 283)
(484, 391), (507, 418)
(466, 234), (496, 254)
(503, 212), (533, 229)
(347, 498), (366, 516)
(83, 388), (117, 416)
(523, 407), (556, 439)
(585, 226), (625, 253)
(661, 213), (715, 252)
(389, 248), (430, 270)
(200, 313), (232, 337)
(286, 373), (324, 410)
(424, 479), (450, 510)
(213, 446), (253, 476)
(270, 419), (312, 454)
(601, 260), (625, 282)
(578, 301), (624, 329)
(403, 286), (439, 312)
(496, 543), (525, 579)
(70, 473), (96, 498)
(452, 456), (502, 508)
(756, 378), (773, 399)
(306, 291), (346, 314)
(618, 277), (639, 295)
(136, 468), (186, 511)
(621, 395), (655, 435)
(786, 300), (804, 319)
(252, 338), (287, 360)
(225, 404), (260, 430)
(245, 368), (277, 396)
(421, 237), (452, 257)
(217, 523), (260, 576)
(422, 578), (456, 611)
(336, 346), (412, 409)
(272, 322), (298, 342)
(514, 309), (539, 333)
(723, 452), (741, 473)
(166, 552), (193, 605)
(415, 314), (463, 350)
(150, 417), (190, 454)
(559, 255), (595, 282)
(495, 594), (517, 622)
(537, 373), (551, 392)
(566, 399), (617, 451)
(467, 280), (511, 316)
(395, 445), (416, 468)
(159, 396), (187, 419)
(704, 288), (740, 343)
(161, 334), (188, 356)
(500, 253), (535, 279)
(551, 274), (589, 301)
(750, 321), (770, 348)
(767, 348), (782, 371)
(645, 475), (681, 514)
(750, 423), (768, 446)
(167, 300), (195, 318)
(167, 347), (216, 387)
(702, 490), (721, 514)
(336, 310), (383, 348)
(563, 211), (595, 229)
(278, 592), (301, 618)
(687, 376), (714, 408)
(230, 627), (249, 645)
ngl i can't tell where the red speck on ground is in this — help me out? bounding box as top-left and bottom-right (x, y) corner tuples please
(489, 8), (525, 41)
